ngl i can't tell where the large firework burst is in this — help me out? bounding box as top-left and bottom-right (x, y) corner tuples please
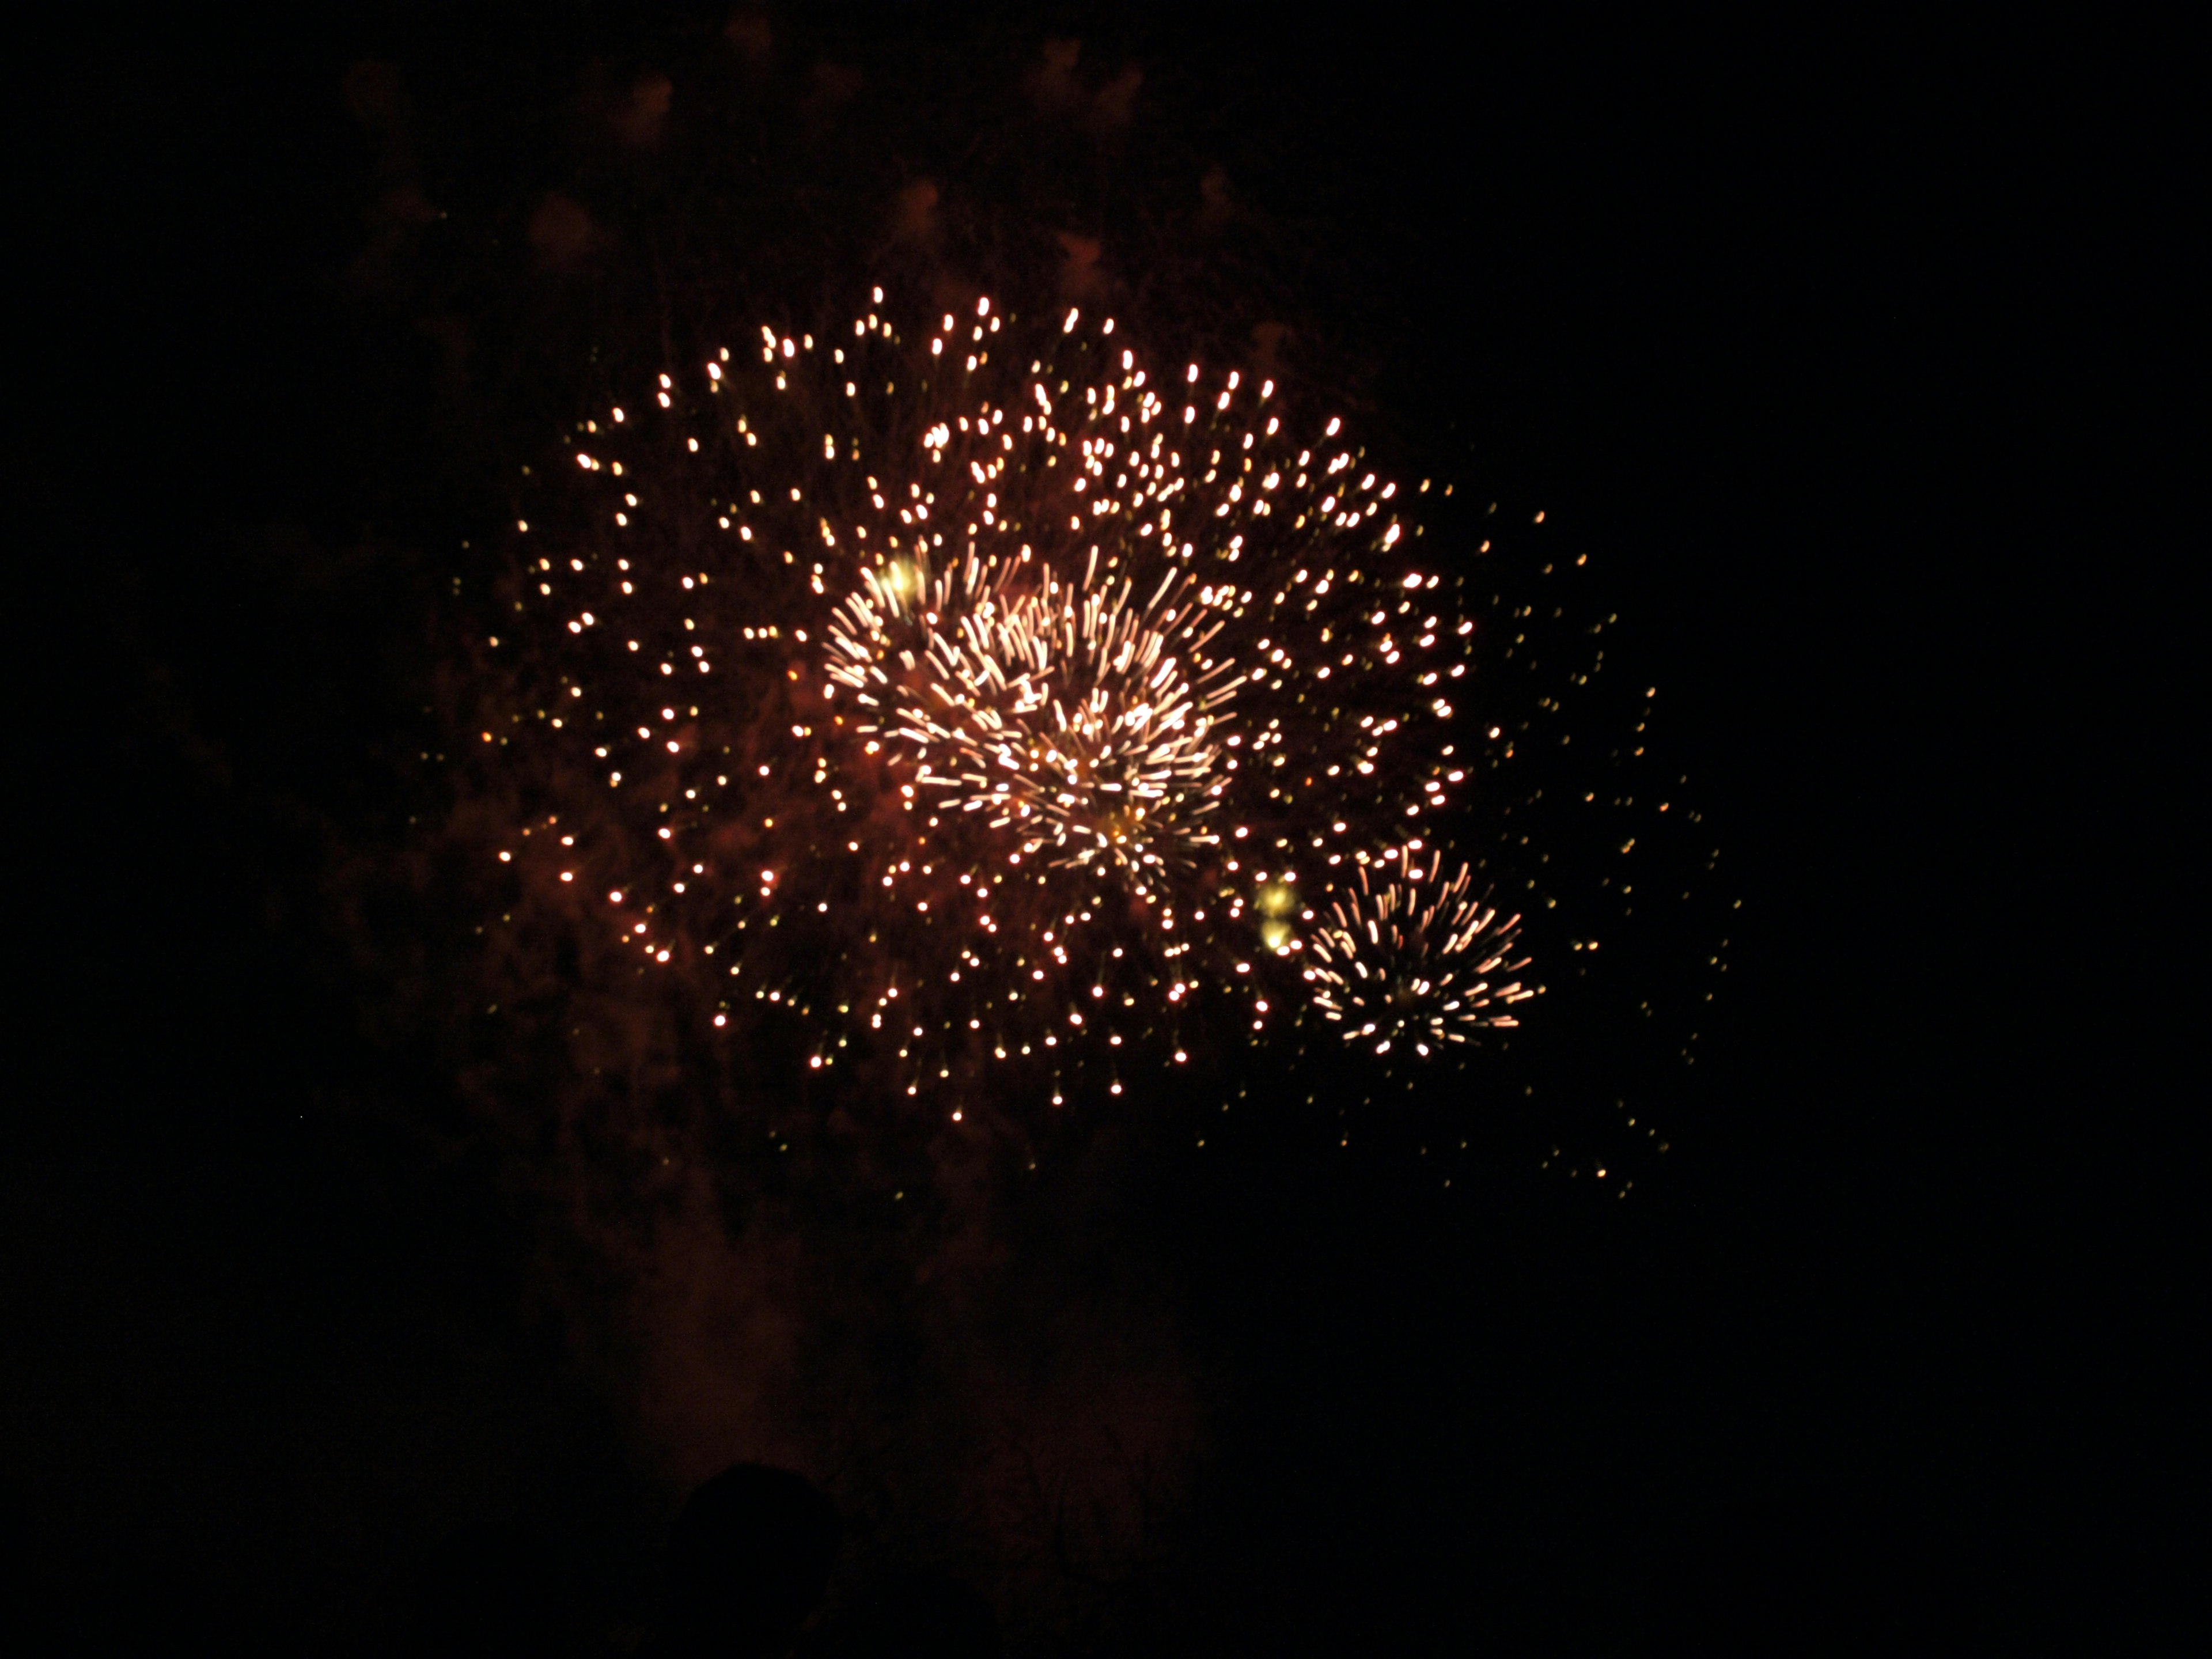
(482, 290), (1532, 1122)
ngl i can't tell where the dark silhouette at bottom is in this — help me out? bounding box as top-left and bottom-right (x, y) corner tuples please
(824, 1565), (1002, 1658)
(643, 1464), (842, 1658)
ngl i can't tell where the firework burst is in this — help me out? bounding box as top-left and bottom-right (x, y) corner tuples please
(827, 546), (1240, 875)
(483, 290), (1529, 1122)
(1305, 847), (1533, 1057)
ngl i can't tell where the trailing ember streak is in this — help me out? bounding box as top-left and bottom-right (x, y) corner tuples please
(1304, 849), (1535, 1057)
(488, 291), (1532, 1119)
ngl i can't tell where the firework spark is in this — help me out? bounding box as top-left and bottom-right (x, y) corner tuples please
(1304, 847), (1533, 1056)
(484, 290), (1525, 1119)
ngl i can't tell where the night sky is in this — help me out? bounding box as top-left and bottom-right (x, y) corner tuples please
(12, 6), (2178, 1653)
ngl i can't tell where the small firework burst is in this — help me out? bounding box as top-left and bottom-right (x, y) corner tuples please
(1305, 847), (1535, 1056)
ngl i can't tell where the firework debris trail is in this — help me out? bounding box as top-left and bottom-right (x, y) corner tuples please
(479, 289), (1548, 1134)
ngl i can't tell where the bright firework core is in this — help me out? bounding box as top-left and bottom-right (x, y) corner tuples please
(830, 547), (1240, 874)
(491, 293), (1536, 1119)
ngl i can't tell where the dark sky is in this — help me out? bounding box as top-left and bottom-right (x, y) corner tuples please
(10, 6), (2179, 1652)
